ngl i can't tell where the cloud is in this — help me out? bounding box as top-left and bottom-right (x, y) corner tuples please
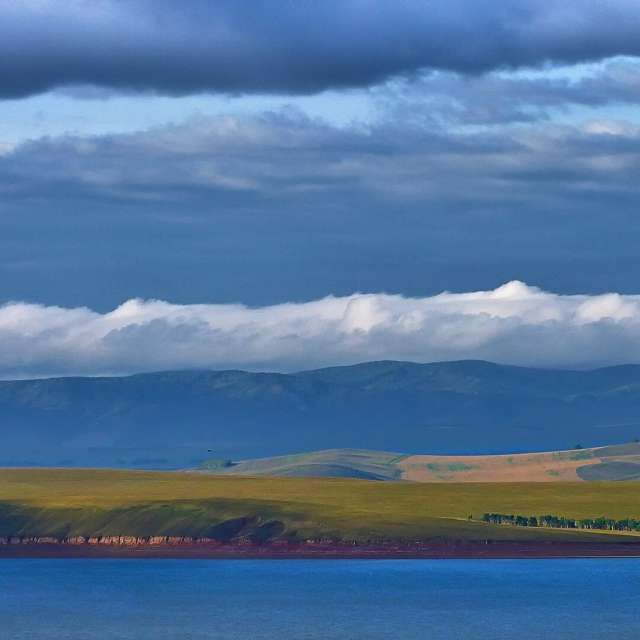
(3, 282), (640, 378)
(377, 58), (640, 125)
(3, 109), (639, 208)
(1, 107), (640, 309)
(3, 1), (640, 97)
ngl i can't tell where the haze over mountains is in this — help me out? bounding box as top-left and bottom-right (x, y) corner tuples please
(4, 359), (640, 469)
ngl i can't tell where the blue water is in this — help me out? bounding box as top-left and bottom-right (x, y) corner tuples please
(1, 559), (638, 639)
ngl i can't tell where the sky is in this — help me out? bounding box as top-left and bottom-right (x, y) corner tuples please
(2, 1), (640, 375)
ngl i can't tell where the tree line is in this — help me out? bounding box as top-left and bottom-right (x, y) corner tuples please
(482, 513), (640, 532)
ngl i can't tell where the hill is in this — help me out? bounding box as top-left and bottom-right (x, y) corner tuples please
(1, 469), (639, 552)
(400, 442), (640, 482)
(4, 360), (640, 467)
(198, 449), (405, 480)
(197, 443), (640, 482)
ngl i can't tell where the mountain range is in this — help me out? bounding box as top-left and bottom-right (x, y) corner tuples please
(3, 359), (640, 468)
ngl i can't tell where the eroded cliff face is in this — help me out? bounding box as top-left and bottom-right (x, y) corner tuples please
(1, 536), (640, 560)
(0, 504), (290, 546)
(0, 535), (219, 546)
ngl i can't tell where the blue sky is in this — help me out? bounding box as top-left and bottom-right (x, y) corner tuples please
(1, 1), (640, 375)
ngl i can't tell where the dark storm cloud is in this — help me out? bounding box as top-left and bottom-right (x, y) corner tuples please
(3, 0), (640, 98)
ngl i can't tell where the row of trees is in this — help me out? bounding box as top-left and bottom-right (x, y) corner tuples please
(482, 513), (640, 532)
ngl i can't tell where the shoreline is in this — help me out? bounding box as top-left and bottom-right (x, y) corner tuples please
(2, 540), (640, 559)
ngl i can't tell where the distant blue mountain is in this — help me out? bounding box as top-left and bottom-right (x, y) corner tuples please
(2, 360), (640, 468)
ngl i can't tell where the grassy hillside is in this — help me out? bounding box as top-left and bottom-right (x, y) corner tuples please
(1, 469), (640, 544)
(6, 360), (640, 467)
(199, 449), (405, 480)
(401, 442), (640, 482)
(197, 443), (640, 482)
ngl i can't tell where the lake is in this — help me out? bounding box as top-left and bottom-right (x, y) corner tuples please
(1, 559), (638, 639)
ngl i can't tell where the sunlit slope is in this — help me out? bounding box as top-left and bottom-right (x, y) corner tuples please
(199, 449), (405, 480)
(400, 443), (640, 482)
(1, 469), (639, 543)
(198, 443), (640, 482)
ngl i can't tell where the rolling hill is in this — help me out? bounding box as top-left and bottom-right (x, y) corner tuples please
(1, 468), (639, 550)
(4, 360), (640, 467)
(197, 443), (640, 482)
(198, 449), (406, 480)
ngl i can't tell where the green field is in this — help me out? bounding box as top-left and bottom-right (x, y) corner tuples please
(1, 469), (640, 544)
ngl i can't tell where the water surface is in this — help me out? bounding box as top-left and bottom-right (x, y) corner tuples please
(1, 559), (638, 639)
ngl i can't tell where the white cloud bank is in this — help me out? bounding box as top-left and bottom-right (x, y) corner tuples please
(3, 281), (640, 378)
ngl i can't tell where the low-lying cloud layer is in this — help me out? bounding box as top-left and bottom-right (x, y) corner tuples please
(3, 1), (640, 97)
(3, 281), (640, 378)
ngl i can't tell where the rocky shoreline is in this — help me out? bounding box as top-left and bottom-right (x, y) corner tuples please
(1, 536), (640, 559)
